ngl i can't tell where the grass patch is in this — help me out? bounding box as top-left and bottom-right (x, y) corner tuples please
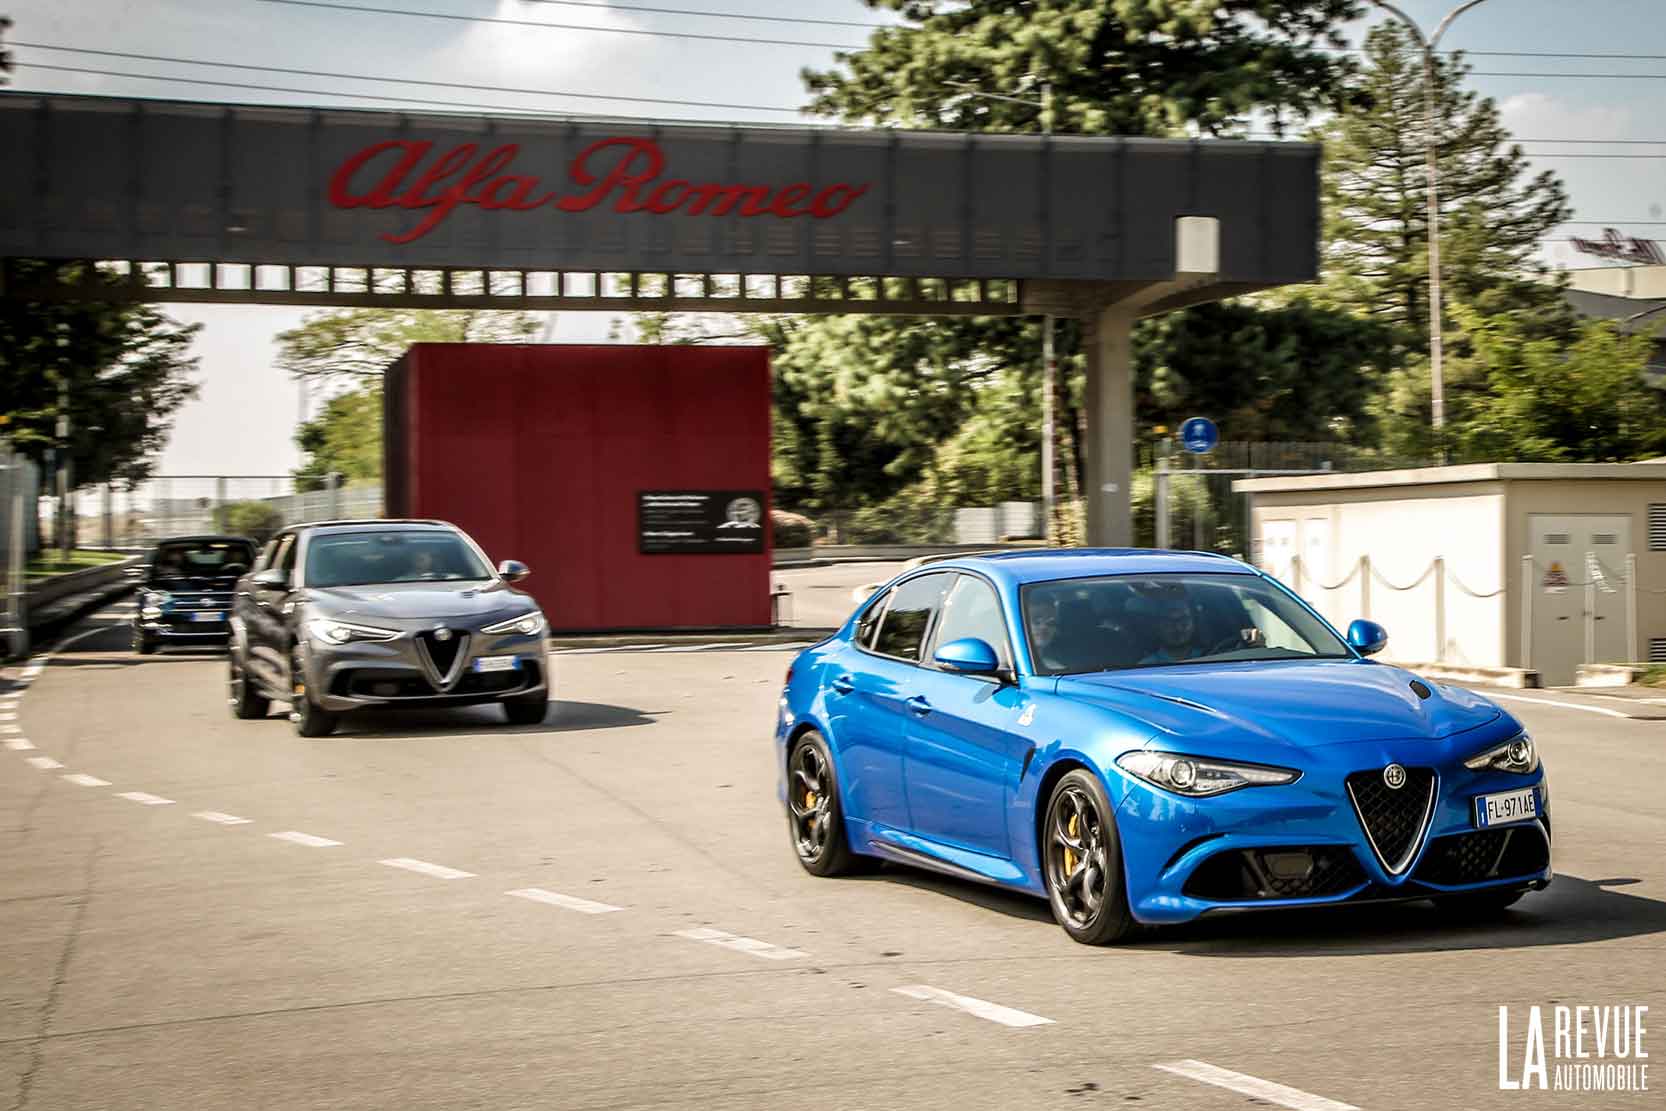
(1641, 665), (1666, 689)
(24, 550), (130, 579)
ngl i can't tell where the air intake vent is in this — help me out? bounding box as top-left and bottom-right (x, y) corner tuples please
(1650, 504), (1666, 551)
(1651, 638), (1666, 664)
(1346, 768), (1436, 875)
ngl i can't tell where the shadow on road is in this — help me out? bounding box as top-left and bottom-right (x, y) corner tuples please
(1137, 874), (1666, 957)
(328, 699), (663, 738)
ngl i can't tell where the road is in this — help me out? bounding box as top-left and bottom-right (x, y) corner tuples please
(2, 601), (1663, 1110)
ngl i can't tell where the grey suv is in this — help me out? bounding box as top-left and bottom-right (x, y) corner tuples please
(228, 520), (549, 736)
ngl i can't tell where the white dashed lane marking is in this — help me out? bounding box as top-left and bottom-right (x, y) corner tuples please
(0, 712), (16, 720)
(25, 756), (63, 770)
(62, 773), (111, 787)
(0, 725), (21, 734)
(889, 985), (1054, 1028)
(268, 831), (343, 848)
(673, 927), (806, 961)
(1153, 1060), (1359, 1111)
(192, 811), (253, 825)
(116, 791), (175, 806)
(379, 857), (475, 880)
(4, 737), (34, 750)
(506, 887), (624, 915)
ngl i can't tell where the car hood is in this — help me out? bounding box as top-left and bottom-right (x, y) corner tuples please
(1054, 659), (1502, 750)
(306, 581), (524, 621)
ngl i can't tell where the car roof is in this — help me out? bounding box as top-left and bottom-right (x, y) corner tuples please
(151, 534), (257, 546)
(918, 548), (1259, 588)
(287, 519), (456, 536)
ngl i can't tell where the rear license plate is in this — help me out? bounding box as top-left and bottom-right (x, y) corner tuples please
(1476, 787), (1537, 828)
(474, 656), (518, 673)
(189, 612), (225, 623)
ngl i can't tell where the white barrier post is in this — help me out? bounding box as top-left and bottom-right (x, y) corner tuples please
(1359, 555), (1371, 620)
(1626, 552), (1638, 664)
(1520, 554), (1533, 671)
(1584, 551), (1596, 666)
(1434, 556), (1446, 663)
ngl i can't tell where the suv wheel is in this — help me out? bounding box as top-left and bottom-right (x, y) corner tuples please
(228, 650), (270, 720)
(501, 694), (548, 726)
(289, 646), (338, 737)
(133, 628), (157, 655)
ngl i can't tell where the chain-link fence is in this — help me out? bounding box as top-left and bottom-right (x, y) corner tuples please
(43, 476), (385, 550)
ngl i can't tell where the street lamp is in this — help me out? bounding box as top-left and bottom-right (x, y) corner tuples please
(1369, 1), (1491, 454)
(944, 79), (1060, 543)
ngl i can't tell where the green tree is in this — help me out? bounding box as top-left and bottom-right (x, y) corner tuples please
(276, 308), (540, 384)
(1135, 297), (1397, 443)
(0, 262), (199, 487)
(293, 387), (383, 487)
(805, 0), (1364, 136)
(1376, 307), (1666, 463)
(1314, 22), (1572, 340)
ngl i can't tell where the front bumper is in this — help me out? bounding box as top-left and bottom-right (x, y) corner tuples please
(297, 627), (548, 712)
(1116, 751), (1551, 924)
(135, 595), (235, 641)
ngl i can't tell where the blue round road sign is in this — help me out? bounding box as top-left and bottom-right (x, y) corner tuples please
(1179, 417), (1219, 454)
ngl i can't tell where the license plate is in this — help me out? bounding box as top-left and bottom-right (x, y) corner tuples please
(474, 656), (518, 673)
(1476, 787), (1538, 828)
(189, 611), (225, 623)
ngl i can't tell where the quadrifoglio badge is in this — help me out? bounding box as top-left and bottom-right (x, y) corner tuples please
(1499, 1005), (1649, 1092)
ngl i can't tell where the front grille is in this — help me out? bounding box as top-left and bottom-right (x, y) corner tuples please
(1346, 768), (1436, 874)
(1415, 823), (1550, 886)
(417, 630), (464, 678)
(1184, 846), (1368, 902)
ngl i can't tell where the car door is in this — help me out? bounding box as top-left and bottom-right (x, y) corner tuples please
(244, 533), (297, 681)
(824, 573), (954, 832)
(902, 573), (1032, 859)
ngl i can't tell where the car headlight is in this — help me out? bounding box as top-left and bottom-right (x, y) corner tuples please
(306, 618), (399, 645)
(141, 590), (169, 619)
(1463, 733), (1538, 774)
(1116, 750), (1301, 797)
(482, 611), (546, 636)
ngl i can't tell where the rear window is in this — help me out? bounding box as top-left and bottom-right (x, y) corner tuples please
(152, 540), (256, 577)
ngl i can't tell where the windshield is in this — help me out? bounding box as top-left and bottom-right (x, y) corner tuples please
(151, 540), (256, 581)
(1022, 572), (1352, 676)
(303, 530), (492, 588)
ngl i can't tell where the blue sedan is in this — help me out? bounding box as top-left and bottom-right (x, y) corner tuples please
(775, 549), (1550, 944)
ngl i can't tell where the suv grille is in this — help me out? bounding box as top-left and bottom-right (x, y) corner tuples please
(417, 630), (465, 680)
(1346, 768), (1436, 875)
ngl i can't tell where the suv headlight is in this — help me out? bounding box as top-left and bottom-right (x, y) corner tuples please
(482, 611), (546, 636)
(306, 618), (398, 645)
(141, 590), (169, 619)
(1463, 733), (1538, 774)
(1116, 750), (1301, 797)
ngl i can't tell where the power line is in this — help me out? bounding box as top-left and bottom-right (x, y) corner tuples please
(518, 0), (887, 29)
(253, 0), (862, 50)
(12, 42), (807, 113)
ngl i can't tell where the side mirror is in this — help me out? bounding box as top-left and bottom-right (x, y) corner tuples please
(1347, 619), (1388, 657)
(934, 636), (1002, 677)
(250, 568), (289, 590)
(498, 559), (530, 583)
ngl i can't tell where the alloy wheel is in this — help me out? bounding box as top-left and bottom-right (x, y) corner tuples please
(1048, 786), (1110, 929)
(788, 740), (834, 863)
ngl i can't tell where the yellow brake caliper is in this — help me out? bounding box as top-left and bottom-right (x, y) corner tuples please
(804, 789), (817, 827)
(1064, 814), (1079, 875)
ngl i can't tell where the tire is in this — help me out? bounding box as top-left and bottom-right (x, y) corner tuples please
(500, 696), (548, 726)
(786, 730), (857, 877)
(1433, 888), (1526, 919)
(1042, 769), (1136, 945)
(228, 650), (270, 720)
(133, 629), (157, 655)
(288, 647), (338, 738)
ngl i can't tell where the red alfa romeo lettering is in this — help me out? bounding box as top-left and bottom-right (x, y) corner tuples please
(328, 135), (870, 244)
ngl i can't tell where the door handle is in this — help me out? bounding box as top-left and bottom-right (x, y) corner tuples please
(905, 695), (932, 716)
(830, 674), (855, 695)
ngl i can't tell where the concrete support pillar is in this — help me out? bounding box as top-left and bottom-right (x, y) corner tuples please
(1083, 305), (1136, 548)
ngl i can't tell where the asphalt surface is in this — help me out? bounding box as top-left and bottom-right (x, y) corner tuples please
(2, 599), (1663, 1110)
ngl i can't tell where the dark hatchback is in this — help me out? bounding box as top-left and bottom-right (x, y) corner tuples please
(131, 535), (258, 654)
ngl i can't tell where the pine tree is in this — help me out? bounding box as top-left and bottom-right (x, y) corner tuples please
(1315, 22), (1572, 340)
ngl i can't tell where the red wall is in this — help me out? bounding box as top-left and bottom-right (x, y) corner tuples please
(384, 343), (772, 631)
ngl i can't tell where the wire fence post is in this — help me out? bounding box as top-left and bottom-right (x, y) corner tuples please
(1626, 552), (1638, 664)
(1584, 551), (1596, 667)
(1434, 556), (1446, 663)
(1359, 554), (1371, 621)
(1154, 451), (1170, 549)
(1520, 555), (1533, 671)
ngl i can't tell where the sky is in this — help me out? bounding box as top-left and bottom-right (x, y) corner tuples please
(6, 0), (1666, 475)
